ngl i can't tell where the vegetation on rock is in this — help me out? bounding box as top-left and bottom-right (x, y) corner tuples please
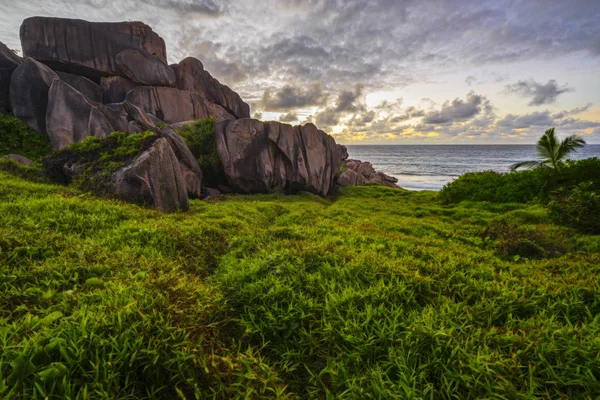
(0, 114), (52, 160)
(42, 130), (157, 195)
(1, 169), (599, 398)
(176, 117), (226, 187)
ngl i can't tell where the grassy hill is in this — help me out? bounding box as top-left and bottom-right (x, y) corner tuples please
(1, 170), (599, 399)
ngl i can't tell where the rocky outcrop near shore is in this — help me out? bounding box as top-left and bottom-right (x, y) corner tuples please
(1, 16), (398, 211)
(338, 159), (399, 188)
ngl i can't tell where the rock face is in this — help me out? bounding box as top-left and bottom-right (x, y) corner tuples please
(125, 86), (208, 123)
(1, 154), (33, 166)
(56, 71), (102, 103)
(216, 118), (343, 196)
(46, 80), (113, 149)
(114, 137), (189, 212)
(116, 49), (175, 87)
(9, 57), (58, 135)
(337, 169), (366, 186)
(101, 76), (137, 104)
(20, 17), (167, 80)
(0, 41), (22, 114)
(342, 159), (399, 188)
(159, 127), (203, 199)
(173, 57), (249, 119)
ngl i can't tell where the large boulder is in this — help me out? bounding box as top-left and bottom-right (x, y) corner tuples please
(215, 119), (343, 196)
(45, 80), (113, 149)
(56, 71), (102, 103)
(125, 86), (208, 123)
(101, 76), (137, 104)
(0, 41), (22, 114)
(115, 49), (175, 87)
(9, 57), (58, 135)
(114, 137), (189, 212)
(173, 57), (249, 119)
(20, 17), (167, 80)
(159, 127), (203, 199)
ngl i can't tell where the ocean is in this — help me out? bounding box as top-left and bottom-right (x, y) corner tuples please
(346, 144), (600, 191)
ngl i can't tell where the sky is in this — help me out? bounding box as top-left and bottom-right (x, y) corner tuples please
(1, 0), (600, 144)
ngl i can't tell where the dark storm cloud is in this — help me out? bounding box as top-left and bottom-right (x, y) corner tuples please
(142, 0), (227, 15)
(279, 112), (299, 123)
(261, 84), (327, 111)
(335, 85), (365, 113)
(504, 79), (573, 106)
(422, 92), (491, 124)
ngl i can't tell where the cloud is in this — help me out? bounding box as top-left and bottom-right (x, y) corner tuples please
(279, 112), (298, 122)
(465, 76), (477, 86)
(422, 92), (491, 124)
(142, 0), (227, 15)
(334, 84), (365, 113)
(261, 84), (327, 111)
(504, 79), (574, 106)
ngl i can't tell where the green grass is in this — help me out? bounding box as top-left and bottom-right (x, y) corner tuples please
(1, 171), (599, 399)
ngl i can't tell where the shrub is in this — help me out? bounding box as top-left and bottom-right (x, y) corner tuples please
(548, 182), (600, 234)
(440, 158), (600, 204)
(0, 114), (52, 160)
(176, 117), (225, 187)
(440, 169), (552, 204)
(43, 131), (157, 194)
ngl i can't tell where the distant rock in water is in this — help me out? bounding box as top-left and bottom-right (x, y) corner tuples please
(1, 15), (397, 211)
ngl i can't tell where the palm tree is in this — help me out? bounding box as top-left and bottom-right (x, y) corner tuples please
(510, 127), (586, 172)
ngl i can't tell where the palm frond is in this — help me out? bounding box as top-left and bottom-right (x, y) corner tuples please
(556, 135), (586, 161)
(535, 128), (557, 161)
(509, 160), (542, 171)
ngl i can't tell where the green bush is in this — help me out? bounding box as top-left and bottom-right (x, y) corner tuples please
(176, 117), (225, 187)
(0, 114), (52, 160)
(440, 169), (552, 203)
(548, 182), (600, 234)
(43, 131), (156, 194)
(440, 158), (600, 204)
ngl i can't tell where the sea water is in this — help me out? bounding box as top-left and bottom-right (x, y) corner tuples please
(346, 144), (600, 191)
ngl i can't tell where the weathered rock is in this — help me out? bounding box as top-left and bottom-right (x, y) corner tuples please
(9, 57), (59, 135)
(101, 76), (137, 104)
(1, 154), (33, 166)
(173, 57), (249, 119)
(337, 169), (366, 186)
(337, 144), (349, 162)
(56, 71), (102, 103)
(369, 171), (399, 187)
(207, 101), (235, 122)
(342, 159), (398, 188)
(109, 104), (203, 199)
(116, 49), (175, 87)
(215, 119), (343, 196)
(0, 41), (22, 114)
(46, 80), (113, 149)
(345, 159), (376, 179)
(158, 127), (203, 199)
(202, 187), (221, 199)
(114, 137), (189, 212)
(125, 86), (208, 123)
(20, 17), (167, 80)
